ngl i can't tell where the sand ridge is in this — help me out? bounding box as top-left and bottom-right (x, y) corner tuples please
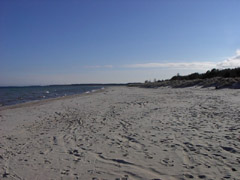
(0, 87), (240, 180)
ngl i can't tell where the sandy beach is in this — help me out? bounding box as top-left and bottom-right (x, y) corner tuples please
(0, 86), (240, 180)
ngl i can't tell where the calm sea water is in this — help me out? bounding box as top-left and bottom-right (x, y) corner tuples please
(0, 85), (104, 106)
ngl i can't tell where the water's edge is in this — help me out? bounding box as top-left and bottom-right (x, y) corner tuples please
(0, 85), (106, 107)
(0, 86), (108, 111)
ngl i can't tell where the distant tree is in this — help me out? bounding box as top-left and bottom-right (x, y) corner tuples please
(170, 67), (240, 81)
(188, 72), (200, 80)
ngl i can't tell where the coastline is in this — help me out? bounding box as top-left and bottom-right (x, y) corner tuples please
(0, 86), (240, 179)
(0, 87), (106, 111)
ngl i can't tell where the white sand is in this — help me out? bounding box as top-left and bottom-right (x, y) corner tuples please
(0, 87), (240, 180)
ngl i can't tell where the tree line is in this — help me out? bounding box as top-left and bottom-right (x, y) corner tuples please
(171, 67), (240, 81)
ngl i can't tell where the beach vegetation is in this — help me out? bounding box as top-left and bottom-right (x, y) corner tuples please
(171, 67), (240, 81)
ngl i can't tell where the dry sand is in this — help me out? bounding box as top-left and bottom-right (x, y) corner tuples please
(0, 86), (240, 180)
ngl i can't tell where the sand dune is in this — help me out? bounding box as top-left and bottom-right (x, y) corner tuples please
(0, 87), (240, 180)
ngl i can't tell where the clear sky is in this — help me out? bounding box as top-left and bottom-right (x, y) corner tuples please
(1, 0), (240, 85)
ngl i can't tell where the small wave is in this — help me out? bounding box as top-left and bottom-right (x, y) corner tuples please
(0, 85), (105, 106)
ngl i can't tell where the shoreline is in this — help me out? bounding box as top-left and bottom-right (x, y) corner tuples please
(0, 87), (107, 111)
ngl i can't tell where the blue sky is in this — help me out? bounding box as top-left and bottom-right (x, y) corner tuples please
(1, 0), (240, 85)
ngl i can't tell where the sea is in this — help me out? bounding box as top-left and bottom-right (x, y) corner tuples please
(0, 85), (105, 106)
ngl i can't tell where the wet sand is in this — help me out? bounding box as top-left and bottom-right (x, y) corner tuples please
(0, 86), (240, 180)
